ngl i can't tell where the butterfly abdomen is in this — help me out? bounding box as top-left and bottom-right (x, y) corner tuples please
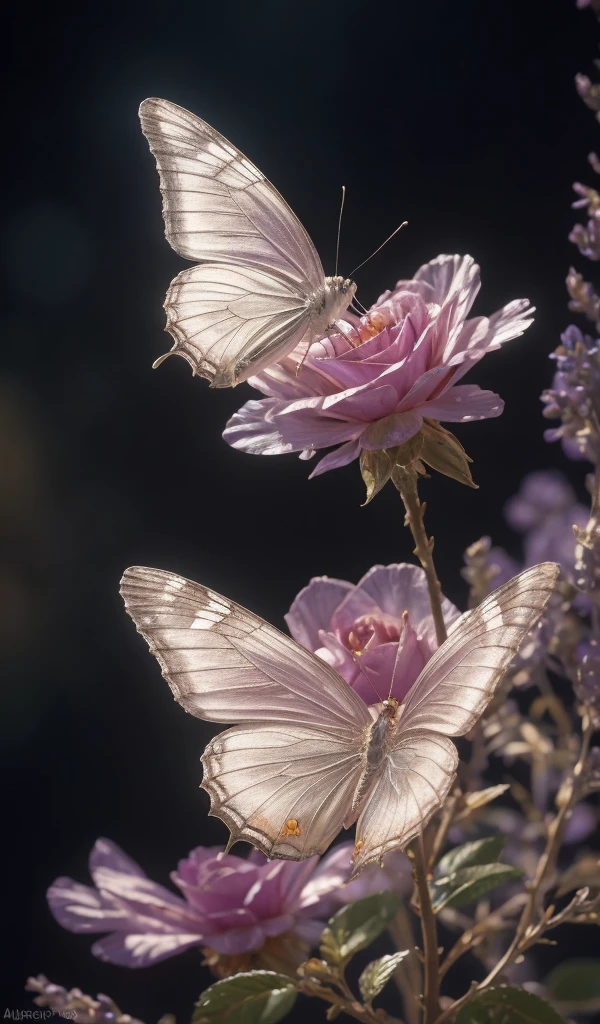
(350, 699), (400, 817)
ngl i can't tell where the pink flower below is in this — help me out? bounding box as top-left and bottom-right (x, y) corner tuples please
(224, 254), (533, 477)
(47, 837), (409, 970)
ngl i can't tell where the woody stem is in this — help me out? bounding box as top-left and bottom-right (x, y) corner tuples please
(395, 468), (447, 645)
(413, 834), (441, 1024)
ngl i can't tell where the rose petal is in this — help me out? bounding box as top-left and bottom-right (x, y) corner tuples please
(223, 399), (293, 454)
(360, 410), (423, 450)
(285, 578), (354, 650)
(308, 439), (361, 478)
(91, 931), (203, 967)
(418, 384), (504, 421)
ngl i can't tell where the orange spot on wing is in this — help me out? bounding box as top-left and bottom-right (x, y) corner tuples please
(280, 818), (301, 838)
(353, 840), (364, 860)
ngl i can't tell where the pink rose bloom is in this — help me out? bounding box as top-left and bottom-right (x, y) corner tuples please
(285, 563), (460, 706)
(224, 254), (533, 477)
(47, 838), (356, 970)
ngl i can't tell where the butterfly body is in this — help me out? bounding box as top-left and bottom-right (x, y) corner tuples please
(120, 562), (559, 875)
(350, 698), (401, 819)
(139, 98), (358, 386)
(307, 275), (356, 329)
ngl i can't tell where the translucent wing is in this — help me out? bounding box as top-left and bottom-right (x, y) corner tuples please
(399, 563), (559, 736)
(139, 97), (324, 289)
(201, 723), (364, 859)
(159, 263), (312, 386)
(352, 729), (458, 875)
(120, 566), (371, 734)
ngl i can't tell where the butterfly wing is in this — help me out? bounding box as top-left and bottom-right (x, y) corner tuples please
(120, 566), (371, 730)
(202, 723), (365, 859)
(352, 729), (458, 875)
(158, 263), (312, 386)
(121, 566), (370, 858)
(399, 562), (559, 736)
(139, 98), (324, 289)
(352, 562), (559, 874)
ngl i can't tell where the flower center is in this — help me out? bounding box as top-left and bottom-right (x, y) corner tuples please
(344, 612), (402, 654)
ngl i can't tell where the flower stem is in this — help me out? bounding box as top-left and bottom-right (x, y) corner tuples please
(412, 834), (441, 1024)
(394, 467), (447, 645)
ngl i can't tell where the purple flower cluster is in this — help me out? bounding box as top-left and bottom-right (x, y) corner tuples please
(224, 254), (532, 478)
(542, 325), (600, 462)
(26, 976), (143, 1024)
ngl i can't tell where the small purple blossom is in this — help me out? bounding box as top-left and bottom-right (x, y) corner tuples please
(47, 838), (357, 973)
(566, 267), (600, 331)
(26, 976), (143, 1024)
(285, 563), (460, 706)
(576, 638), (600, 726)
(575, 73), (600, 114)
(541, 325), (600, 462)
(570, 219), (600, 261)
(224, 255), (532, 478)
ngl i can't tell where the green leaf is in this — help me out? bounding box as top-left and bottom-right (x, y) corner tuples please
(192, 972), (297, 1024)
(319, 891), (401, 966)
(437, 836), (507, 876)
(431, 863), (523, 911)
(419, 419), (478, 489)
(545, 959), (600, 1014)
(456, 986), (565, 1024)
(358, 951), (410, 1006)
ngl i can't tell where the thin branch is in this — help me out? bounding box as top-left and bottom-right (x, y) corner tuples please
(394, 468), (447, 645)
(412, 835), (441, 1024)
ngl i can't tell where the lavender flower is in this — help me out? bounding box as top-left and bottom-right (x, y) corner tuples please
(224, 254), (532, 478)
(570, 219), (600, 261)
(542, 325), (600, 462)
(575, 73), (600, 115)
(47, 838), (357, 975)
(576, 638), (600, 726)
(285, 563), (460, 705)
(567, 267), (600, 330)
(26, 976), (143, 1024)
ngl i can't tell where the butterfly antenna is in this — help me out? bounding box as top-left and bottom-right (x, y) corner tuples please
(349, 221), (408, 277)
(353, 655), (385, 705)
(335, 185), (346, 277)
(387, 611), (409, 701)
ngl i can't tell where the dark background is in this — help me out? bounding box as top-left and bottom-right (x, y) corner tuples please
(3, 0), (599, 1018)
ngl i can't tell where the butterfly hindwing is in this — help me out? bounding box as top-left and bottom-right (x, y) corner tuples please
(159, 262), (313, 385)
(202, 722), (365, 859)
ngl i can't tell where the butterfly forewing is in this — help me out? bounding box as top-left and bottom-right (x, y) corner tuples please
(120, 566), (371, 732)
(399, 562), (560, 736)
(139, 98), (324, 286)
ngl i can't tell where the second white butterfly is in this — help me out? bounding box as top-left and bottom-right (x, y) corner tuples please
(139, 98), (357, 387)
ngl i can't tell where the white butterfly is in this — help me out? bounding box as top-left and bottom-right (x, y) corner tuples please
(120, 562), (558, 875)
(139, 98), (357, 388)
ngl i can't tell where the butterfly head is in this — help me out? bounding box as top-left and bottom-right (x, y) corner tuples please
(322, 276), (357, 325)
(382, 697), (400, 720)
